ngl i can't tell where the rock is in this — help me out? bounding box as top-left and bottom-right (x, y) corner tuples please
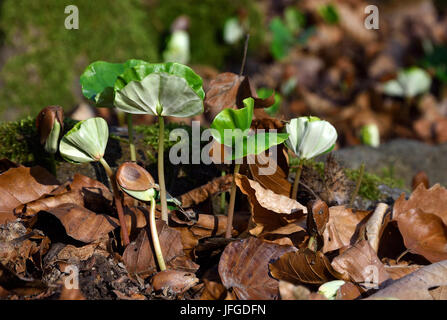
(323, 139), (447, 189)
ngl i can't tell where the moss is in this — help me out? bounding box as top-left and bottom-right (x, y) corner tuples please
(0, 117), (77, 166)
(0, 0), (159, 119)
(294, 157), (405, 201)
(345, 168), (405, 201)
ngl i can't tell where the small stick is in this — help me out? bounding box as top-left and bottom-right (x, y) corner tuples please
(225, 163), (241, 238)
(349, 163), (365, 207)
(291, 159), (303, 200)
(239, 34), (250, 77)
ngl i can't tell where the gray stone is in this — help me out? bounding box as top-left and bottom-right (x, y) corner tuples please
(321, 139), (447, 189)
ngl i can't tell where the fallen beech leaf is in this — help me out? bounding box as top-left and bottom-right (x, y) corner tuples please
(248, 152), (291, 197)
(179, 175), (233, 208)
(59, 287), (86, 300)
(218, 237), (296, 300)
(200, 279), (227, 300)
(123, 221), (199, 278)
(331, 240), (390, 286)
(204, 72), (243, 118)
(384, 264), (422, 280)
(395, 208), (447, 263)
(15, 174), (113, 218)
(429, 286), (447, 300)
(0, 263), (47, 296)
(260, 221), (307, 247)
(393, 184), (447, 223)
(56, 242), (109, 262)
(38, 203), (119, 243)
(235, 174), (306, 236)
(322, 206), (372, 253)
(279, 281), (312, 300)
(204, 73), (274, 120)
(336, 282), (362, 300)
(412, 171), (429, 191)
(367, 260), (447, 300)
(0, 159), (19, 175)
(151, 270), (199, 295)
(365, 203), (389, 253)
(0, 166), (59, 214)
(269, 248), (345, 285)
(393, 184), (447, 262)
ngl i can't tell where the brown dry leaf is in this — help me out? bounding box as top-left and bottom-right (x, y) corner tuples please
(393, 184), (447, 262)
(204, 72), (243, 118)
(0, 166), (59, 222)
(179, 175), (233, 208)
(384, 264), (422, 280)
(56, 242), (109, 262)
(204, 73), (274, 120)
(151, 270), (199, 295)
(0, 159), (19, 175)
(279, 281), (313, 300)
(336, 282), (363, 300)
(367, 260), (447, 300)
(269, 248), (345, 285)
(15, 174), (113, 218)
(123, 221), (199, 279)
(395, 208), (447, 263)
(218, 237), (296, 300)
(200, 279), (227, 300)
(365, 203), (389, 253)
(59, 287), (86, 300)
(412, 171), (429, 191)
(248, 152), (291, 197)
(0, 263), (47, 296)
(39, 203), (119, 243)
(235, 174), (306, 236)
(331, 240), (390, 286)
(322, 206), (372, 253)
(259, 221), (307, 247)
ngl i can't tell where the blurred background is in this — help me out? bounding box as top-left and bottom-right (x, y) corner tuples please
(1, 0), (447, 148)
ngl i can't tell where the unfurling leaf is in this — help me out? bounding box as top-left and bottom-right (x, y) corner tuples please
(59, 117), (108, 164)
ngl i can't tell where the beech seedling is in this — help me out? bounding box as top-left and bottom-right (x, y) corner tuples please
(116, 162), (166, 271)
(286, 116), (337, 200)
(36, 105), (64, 176)
(80, 59), (147, 162)
(114, 62), (205, 223)
(210, 97), (289, 238)
(59, 117), (130, 245)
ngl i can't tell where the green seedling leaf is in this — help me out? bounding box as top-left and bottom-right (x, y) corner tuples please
(211, 98), (288, 160)
(383, 67), (432, 98)
(223, 17), (244, 45)
(257, 88), (282, 116)
(59, 117), (109, 164)
(163, 30), (190, 65)
(80, 59), (147, 108)
(360, 124), (380, 147)
(286, 116), (337, 160)
(318, 4), (339, 24)
(318, 280), (345, 300)
(270, 17), (294, 60)
(114, 73), (203, 117)
(45, 121), (61, 154)
(210, 97), (254, 147)
(121, 186), (156, 202)
(114, 62), (205, 99)
(284, 7), (306, 33)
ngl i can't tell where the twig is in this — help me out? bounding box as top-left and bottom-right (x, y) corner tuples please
(239, 34), (250, 77)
